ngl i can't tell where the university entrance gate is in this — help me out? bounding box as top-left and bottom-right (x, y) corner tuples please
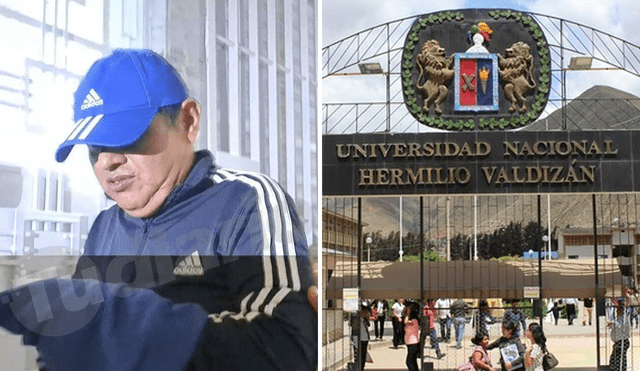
(322, 8), (640, 371)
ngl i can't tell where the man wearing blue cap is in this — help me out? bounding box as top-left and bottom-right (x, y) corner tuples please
(0, 49), (317, 370)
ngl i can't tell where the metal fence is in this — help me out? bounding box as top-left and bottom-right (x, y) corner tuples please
(322, 193), (640, 370)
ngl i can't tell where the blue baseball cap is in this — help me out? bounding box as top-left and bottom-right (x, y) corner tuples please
(55, 49), (188, 162)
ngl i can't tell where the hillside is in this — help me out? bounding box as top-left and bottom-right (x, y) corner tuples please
(526, 85), (640, 131)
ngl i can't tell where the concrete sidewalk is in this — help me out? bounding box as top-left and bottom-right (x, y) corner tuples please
(327, 315), (640, 370)
(361, 333), (599, 370)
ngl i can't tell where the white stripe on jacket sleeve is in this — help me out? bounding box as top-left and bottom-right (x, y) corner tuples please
(209, 168), (303, 322)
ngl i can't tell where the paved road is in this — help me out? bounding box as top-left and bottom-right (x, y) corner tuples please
(339, 316), (640, 370)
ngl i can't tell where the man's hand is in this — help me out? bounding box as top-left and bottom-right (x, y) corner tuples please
(307, 261), (318, 313)
(307, 286), (318, 313)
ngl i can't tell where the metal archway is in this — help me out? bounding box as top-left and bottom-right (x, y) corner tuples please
(322, 9), (640, 134)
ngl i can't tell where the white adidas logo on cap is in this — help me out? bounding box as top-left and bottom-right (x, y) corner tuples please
(81, 88), (103, 110)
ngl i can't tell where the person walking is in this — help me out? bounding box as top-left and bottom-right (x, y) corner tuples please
(435, 298), (452, 342)
(626, 289), (638, 328)
(565, 298), (578, 325)
(451, 298), (468, 349)
(475, 299), (496, 338)
(487, 320), (525, 371)
(392, 299), (406, 348)
(582, 298), (593, 326)
(351, 306), (371, 371)
(404, 302), (421, 371)
(551, 301), (563, 326)
(524, 323), (547, 371)
(373, 299), (389, 340)
(422, 299), (445, 359)
(608, 298), (631, 371)
(544, 299), (554, 324)
(503, 300), (527, 338)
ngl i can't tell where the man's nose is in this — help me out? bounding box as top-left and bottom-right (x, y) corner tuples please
(96, 151), (127, 171)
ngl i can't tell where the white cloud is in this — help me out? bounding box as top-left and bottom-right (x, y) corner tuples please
(523, 0), (640, 45)
(323, 75), (387, 104)
(322, 0), (466, 46)
(519, 0), (640, 98)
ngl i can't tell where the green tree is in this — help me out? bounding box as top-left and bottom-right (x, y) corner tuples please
(450, 221), (549, 260)
(402, 249), (445, 262)
(366, 231), (445, 262)
(365, 221), (549, 262)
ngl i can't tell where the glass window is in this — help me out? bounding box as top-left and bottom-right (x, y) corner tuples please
(0, 0), (149, 260)
(258, 0), (268, 59)
(258, 0), (269, 174)
(259, 61), (269, 175)
(294, 76), (303, 205)
(216, 0), (228, 38)
(238, 0), (249, 48)
(216, 42), (229, 152)
(1, 0), (43, 20)
(239, 53), (251, 157)
(67, 0), (104, 44)
(48, 172), (58, 212)
(238, 0), (250, 158)
(277, 68), (286, 186)
(307, 0), (316, 77)
(276, 0), (285, 66)
(276, 0), (286, 186)
(37, 169), (46, 211)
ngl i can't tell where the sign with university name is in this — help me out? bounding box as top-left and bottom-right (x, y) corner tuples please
(323, 131), (640, 196)
(402, 9), (550, 130)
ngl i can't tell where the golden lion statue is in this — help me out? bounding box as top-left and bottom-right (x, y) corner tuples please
(498, 41), (536, 113)
(416, 39), (454, 115)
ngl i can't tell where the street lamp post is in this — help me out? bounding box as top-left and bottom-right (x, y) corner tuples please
(542, 235), (550, 260)
(366, 236), (373, 262)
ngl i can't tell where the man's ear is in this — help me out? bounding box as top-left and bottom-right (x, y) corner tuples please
(179, 98), (201, 145)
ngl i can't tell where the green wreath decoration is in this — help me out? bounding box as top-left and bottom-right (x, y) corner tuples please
(402, 10), (551, 130)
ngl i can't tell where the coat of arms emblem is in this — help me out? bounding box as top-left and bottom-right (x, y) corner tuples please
(402, 9), (550, 130)
(454, 22), (499, 112)
(454, 53), (499, 112)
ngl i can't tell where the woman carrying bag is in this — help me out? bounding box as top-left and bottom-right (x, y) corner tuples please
(524, 323), (546, 371)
